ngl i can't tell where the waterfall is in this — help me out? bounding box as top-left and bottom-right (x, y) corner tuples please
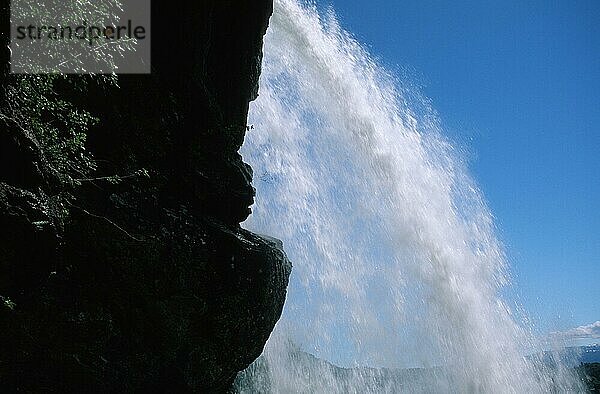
(238, 0), (583, 392)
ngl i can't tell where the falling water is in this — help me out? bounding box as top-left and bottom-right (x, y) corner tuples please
(237, 0), (584, 392)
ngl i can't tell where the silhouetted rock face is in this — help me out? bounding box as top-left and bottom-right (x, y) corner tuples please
(0, 1), (290, 392)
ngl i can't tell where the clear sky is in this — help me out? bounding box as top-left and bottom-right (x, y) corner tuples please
(319, 0), (599, 340)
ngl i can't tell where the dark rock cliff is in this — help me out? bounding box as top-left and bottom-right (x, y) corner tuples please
(0, 0), (291, 392)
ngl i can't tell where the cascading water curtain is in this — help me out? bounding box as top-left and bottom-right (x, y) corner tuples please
(238, 0), (584, 392)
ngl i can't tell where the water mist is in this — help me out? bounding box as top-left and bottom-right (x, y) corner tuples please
(237, 0), (584, 392)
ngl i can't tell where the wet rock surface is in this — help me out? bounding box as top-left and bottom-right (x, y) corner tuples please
(0, 1), (290, 392)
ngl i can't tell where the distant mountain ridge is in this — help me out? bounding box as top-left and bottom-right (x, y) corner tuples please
(538, 345), (600, 367)
(235, 346), (600, 393)
(577, 345), (600, 364)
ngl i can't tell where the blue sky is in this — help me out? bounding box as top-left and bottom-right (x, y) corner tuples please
(320, 0), (599, 340)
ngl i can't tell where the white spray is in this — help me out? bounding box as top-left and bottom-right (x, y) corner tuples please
(239, 0), (583, 392)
